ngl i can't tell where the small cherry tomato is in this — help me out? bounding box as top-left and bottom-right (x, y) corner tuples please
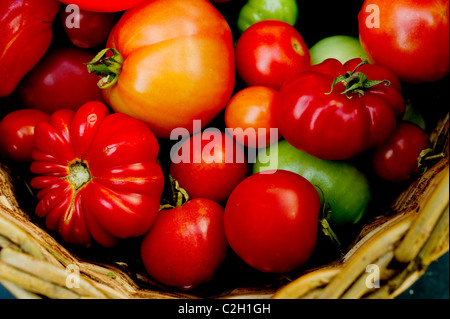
(170, 130), (248, 203)
(140, 198), (228, 290)
(15, 47), (105, 114)
(224, 170), (321, 273)
(224, 86), (280, 148)
(60, 5), (117, 48)
(235, 20), (310, 90)
(0, 109), (50, 162)
(372, 121), (432, 183)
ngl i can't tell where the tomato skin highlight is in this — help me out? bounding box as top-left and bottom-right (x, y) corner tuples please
(235, 19), (310, 90)
(253, 140), (371, 227)
(16, 47), (106, 114)
(277, 58), (405, 160)
(170, 130), (248, 204)
(30, 101), (164, 247)
(0, 0), (61, 97)
(224, 170), (320, 273)
(0, 109), (50, 163)
(140, 198), (228, 290)
(372, 121), (432, 183)
(358, 0), (449, 83)
(99, 0), (235, 138)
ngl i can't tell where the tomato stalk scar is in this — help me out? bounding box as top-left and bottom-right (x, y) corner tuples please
(67, 159), (92, 190)
(326, 59), (390, 98)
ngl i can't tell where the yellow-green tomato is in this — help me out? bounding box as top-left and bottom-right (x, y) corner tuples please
(237, 0), (298, 33)
(310, 35), (368, 65)
(253, 140), (371, 228)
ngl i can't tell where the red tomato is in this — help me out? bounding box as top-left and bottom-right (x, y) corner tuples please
(372, 121), (431, 183)
(225, 86), (280, 148)
(140, 198), (228, 290)
(30, 101), (164, 247)
(60, 5), (117, 48)
(0, 109), (50, 162)
(224, 170), (321, 273)
(277, 58), (405, 160)
(15, 47), (105, 114)
(57, 0), (148, 12)
(235, 20), (310, 90)
(170, 130), (248, 203)
(359, 0), (449, 83)
(87, 0), (235, 138)
(0, 0), (60, 97)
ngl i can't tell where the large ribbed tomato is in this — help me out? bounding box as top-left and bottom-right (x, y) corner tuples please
(30, 101), (164, 247)
(87, 0), (235, 138)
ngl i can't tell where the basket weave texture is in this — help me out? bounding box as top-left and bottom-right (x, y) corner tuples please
(0, 114), (449, 299)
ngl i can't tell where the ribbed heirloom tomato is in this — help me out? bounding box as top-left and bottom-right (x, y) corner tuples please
(88, 0), (235, 138)
(30, 102), (164, 247)
(277, 58), (405, 160)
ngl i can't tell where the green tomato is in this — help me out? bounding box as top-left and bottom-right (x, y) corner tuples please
(253, 140), (371, 228)
(237, 0), (298, 33)
(310, 35), (369, 65)
(403, 99), (426, 130)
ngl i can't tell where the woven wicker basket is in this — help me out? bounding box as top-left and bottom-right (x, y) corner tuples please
(0, 111), (448, 299)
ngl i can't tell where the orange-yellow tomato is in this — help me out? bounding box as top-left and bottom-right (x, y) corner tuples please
(95, 0), (235, 138)
(225, 86), (280, 148)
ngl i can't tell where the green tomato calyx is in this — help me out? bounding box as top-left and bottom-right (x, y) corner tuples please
(326, 59), (390, 99)
(86, 48), (123, 89)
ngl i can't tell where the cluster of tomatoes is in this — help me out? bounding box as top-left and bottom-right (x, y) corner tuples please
(0, 0), (448, 292)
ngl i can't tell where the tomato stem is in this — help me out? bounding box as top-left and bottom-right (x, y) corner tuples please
(67, 159), (91, 190)
(315, 186), (343, 256)
(159, 176), (190, 211)
(326, 59), (390, 99)
(85, 48), (123, 89)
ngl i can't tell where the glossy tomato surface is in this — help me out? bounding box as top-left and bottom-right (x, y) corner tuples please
(359, 0), (449, 83)
(140, 198), (228, 290)
(98, 0), (235, 138)
(372, 121), (431, 183)
(170, 130), (247, 203)
(253, 140), (371, 227)
(0, 109), (50, 162)
(235, 20), (310, 90)
(16, 47), (105, 114)
(0, 0), (60, 97)
(30, 102), (164, 247)
(225, 86), (280, 148)
(277, 58), (405, 160)
(224, 170), (320, 273)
